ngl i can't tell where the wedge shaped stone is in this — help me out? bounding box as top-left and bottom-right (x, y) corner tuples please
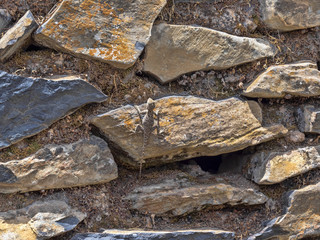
(297, 105), (320, 134)
(247, 146), (320, 185)
(91, 96), (287, 168)
(243, 62), (320, 98)
(34, 0), (167, 69)
(0, 200), (85, 240)
(249, 182), (320, 239)
(126, 175), (268, 216)
(0, 71), (107, 150)
(143, 23), (275, 83)
(260, 0), (320, 31)
(71, 229), (235, 240)
(0, 136), (117, 193)
(0, 10), (38, 62)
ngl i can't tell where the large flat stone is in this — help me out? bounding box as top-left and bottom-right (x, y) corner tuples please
(71, 229), (235, 240)
(243, 61), (320, 98)
(126, 174), (268, 216)
(248, 182), (320, 239)
(34, 0), (167, 69)
(91, 96), (287, 168)
(0, 10), (38, 62)
(143, 23), (275, 83)
(0, 136), (117, 193)
(297, 105), (320, 134)
(0, 200), (85, 240)
(259, 0), (320, 31)
(247, 146), (320, 185)
(0, 71), (107, 150)
(0, 9), (12, 34)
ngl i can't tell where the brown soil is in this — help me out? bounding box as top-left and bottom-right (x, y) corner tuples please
(0, 0), (319, 239)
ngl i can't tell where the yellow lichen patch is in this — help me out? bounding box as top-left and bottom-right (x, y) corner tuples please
(0, 223), (36, 240)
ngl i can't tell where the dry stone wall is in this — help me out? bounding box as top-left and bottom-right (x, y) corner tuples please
(0, 0), (319, 239)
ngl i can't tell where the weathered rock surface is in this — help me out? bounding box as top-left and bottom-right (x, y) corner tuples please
(243, 61), (320, 98)
(0, 9), (12, 34)
(0, 10), (38, 62)
(297, 105), (320, 134)
(126, 174), (268, 216)
(34, 0), (167, 69)
(247, 146), (320, 185)
(259, 0), (320, 31)
(0, 71), (107, 150)
(0, 200), (85, 240)
(71, 229), (235, 240)
(143, 23), (275, 83)
(0, 136), (117, 193)
(91, 96), (287, 168)
(248, 182), (320, 239)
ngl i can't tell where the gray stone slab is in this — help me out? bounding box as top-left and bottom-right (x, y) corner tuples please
(0, 9), (12, 34)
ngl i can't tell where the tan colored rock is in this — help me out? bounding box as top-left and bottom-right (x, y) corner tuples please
(243, 62), (320, 98)
(0, 200), (85, 240)
(34, 0), (167, 69)
(249, 182), (320, 239)
(91, 96), (287, 169)
(0, 136), (118, 193)
(260, 0), (320, 31)
(0, 10), (38, 62)
(297, 105), (320, 134)
(247, 146), (320, 185)
(126, 174), (268, 216)
(143, 23), (275, 83)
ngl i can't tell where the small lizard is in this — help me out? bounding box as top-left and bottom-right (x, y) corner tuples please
(134, 98), (160, 178)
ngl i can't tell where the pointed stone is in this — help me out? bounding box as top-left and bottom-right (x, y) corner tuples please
(0, 10), (38, 62)
(248, 182), (320, 239)
(91, 96), (287, 168)
(143, 23), (275, 83)
(34, 0), (167, 69)
(243, 62), (320, 98)
(0, 71), (107, 150)
(70, 229), (235, 240)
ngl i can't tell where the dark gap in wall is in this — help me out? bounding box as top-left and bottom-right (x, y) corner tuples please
(317, 61), (320, 71)
(25, 44), (47, 51)
(193, 155), (222, 174)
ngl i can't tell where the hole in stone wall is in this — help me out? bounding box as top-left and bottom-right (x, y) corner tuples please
(25, 44), (47, 51)
(193, 155), (222, 174)
(317, 61), (320, 71)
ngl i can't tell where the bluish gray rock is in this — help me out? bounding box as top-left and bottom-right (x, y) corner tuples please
(0, 9), (12, 34)
(0, 71), (107, 150)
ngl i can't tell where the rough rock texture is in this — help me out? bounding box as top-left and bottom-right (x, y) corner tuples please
(260, 0), (320, 31)
(243, 62), (320, 98)
(0, 136), (118, 193)
(143, 23), (275, 83)
(0, 9), (12, 34)
(71, 229), (235, 240)
(0, 200), (86, 240)
(126, 175), (268, 216)
(247, 146), (320, 185)
(0, 71), (107, 150)
(297, 105), (320, 134)
(34, 0), (167, 69)
(248, 182), (320, 239)
(91, 96), (287, 168)
(0, 10), (38, 62)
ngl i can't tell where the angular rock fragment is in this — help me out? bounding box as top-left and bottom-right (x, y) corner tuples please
(0, 71), (107, 150)
(143, 23), (275, 83)
(296, 105), (320, 134)
(34, 0), (167, 69)
(243, 62), (320, 98)
(0, 10), (38, 62)
(0, 9), (12, 34)
(248, 182), (320, 239)
(0, 200), (85, 240)
(247, 146), (320, 185)
(91, 96), (287, 168)
(71, 229), (235, 240)
(0, 136), (117, 193)
(126, 174), (268, 216)
(260, 0), (320, 31)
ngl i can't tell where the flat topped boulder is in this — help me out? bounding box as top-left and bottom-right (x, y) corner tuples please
(34, 0), (167, 69)
(0, 71), (107, 150)
(143, 23), (275, 83)
(91, 96), (287, 168)
(260, 0), (320, 31)
(243, 62), (320, 98)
